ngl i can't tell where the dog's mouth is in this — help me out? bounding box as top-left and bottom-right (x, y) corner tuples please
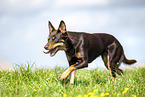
(43, 43), (66, 57)
(43, 47), (59, 57)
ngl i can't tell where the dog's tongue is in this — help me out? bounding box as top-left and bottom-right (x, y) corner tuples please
(43, 47), (59, 56)
(50, 47), (59, 56)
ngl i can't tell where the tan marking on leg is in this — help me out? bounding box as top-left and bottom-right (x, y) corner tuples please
(60, 65), (76, 80)
(70, 70), (76, 85)
(76, 52), (82, 58)
(107, 55), (114, 81)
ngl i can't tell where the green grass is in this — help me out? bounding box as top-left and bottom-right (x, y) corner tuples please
(0, 63), (145, 97)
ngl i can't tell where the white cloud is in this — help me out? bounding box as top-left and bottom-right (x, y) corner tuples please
(39, 10), (92, 31)
(55, 0), (108, 8)
(0, 15), (13, 28)
(0, 0), (53, 14)
(62, 11), (92, 31)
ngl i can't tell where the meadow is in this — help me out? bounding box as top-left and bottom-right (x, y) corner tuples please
(0, 63), (145, 97)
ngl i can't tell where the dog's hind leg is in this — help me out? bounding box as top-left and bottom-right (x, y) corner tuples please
(107, 42), (121, 81)
(116, 68), (123, 76)
(107, 55), (115, 81)
(101, 51), (108, 69)
(101, 51), (115, 81)
(108, 44), (125, 79)
(112, 48), (124, 77)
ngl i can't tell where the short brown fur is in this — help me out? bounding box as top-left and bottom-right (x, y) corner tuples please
(44, 20), (136, 84)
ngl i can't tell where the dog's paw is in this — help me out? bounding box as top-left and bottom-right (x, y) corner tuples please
(112, 78), (115, 81)
(60, 78), (64, 81)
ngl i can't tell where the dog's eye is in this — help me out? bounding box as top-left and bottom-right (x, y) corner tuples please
(52, 36), (56, 40)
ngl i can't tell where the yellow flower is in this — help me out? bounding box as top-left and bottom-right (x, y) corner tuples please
(125, 88), (129, 91)
(87, 92), (95, 95)
(77, 95), (82, 97)
(63, 94), (67, 97)
(94, 96), (99, 97)
(100, 93), (105, 97)
(123, 88), (129, 93)
(123, 90), (127, 93)
(93, 89), (98, 93)
(105, 93), (109, 95)
(90, 95), (98, 97)
(132, 95), (137, 97)
(84, 94), (88, 97)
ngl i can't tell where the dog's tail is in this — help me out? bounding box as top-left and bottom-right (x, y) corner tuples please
(123, 56), (137, 65)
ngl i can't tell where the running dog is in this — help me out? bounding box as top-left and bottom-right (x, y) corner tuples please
(44, 20), (136, 84)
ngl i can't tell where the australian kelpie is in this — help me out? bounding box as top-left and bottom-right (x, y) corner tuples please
(44, 20), (136, 84)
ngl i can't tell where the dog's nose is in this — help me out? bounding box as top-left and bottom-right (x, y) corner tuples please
(44, 45), (48, 50)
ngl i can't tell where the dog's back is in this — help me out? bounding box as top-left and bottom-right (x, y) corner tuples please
(67, 32), (123, 63)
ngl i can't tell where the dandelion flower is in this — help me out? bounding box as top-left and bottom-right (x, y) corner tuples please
(63, 94), (67, 97)
(105, 93), (109, 95)
(123, 90), (127, 93)
(123, 88), (129, 93)
(87, 92), (95, 96)
(93, 89), (98, 93)
(94, 96), (99, 97)
(77, 95), (82, 97)
(132, 95), (137, 97)
(84, 94), (88, 97)
(34, 89), (37, 91)
(90, 95), (98, 97)
(100, 93), (105, 97)
(125, 88), (129, 91)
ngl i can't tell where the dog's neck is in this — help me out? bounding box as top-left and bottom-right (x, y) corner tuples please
(65, 37), (75, 57)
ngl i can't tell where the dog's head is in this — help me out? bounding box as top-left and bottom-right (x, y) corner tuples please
(44, 20), (68, 56)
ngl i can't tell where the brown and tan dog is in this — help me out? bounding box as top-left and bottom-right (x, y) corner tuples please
(44, 20), (136, 84)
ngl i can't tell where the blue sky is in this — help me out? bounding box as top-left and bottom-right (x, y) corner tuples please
(0, 0), (145, 69)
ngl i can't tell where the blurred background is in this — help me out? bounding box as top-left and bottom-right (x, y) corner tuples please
(0, 0), (145, 70)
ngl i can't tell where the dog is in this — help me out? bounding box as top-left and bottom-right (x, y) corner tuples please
(44, 20), (136, 84)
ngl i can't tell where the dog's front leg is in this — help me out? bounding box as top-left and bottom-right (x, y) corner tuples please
(60, 65), (76, 81)
(60, 59), (87, 81)
(70, 70), (76, 85)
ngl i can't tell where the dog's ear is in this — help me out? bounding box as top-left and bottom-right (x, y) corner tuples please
(58, 20), (67, 35)
(48, 21), (56, 33)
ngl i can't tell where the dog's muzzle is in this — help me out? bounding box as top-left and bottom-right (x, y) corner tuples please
(43, 43), (66, 57)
